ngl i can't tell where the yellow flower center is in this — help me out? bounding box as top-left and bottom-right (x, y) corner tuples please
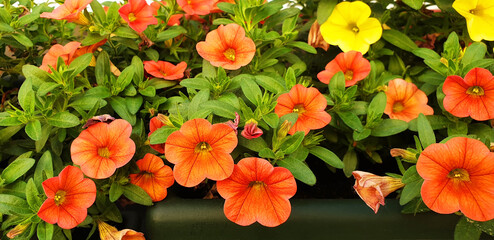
(344, 70), (354, 81)
(352, 26), (360, 33)
(467, 86), (484, 97)
(292, 104), (306, 114)
(195, 142), (212, 153)
(248, 181), (266, 189)
(128, 13), (137, 22)
(98, 147), (111, 158)
(392, 102), (405, 113)
(54, 190), (67, 206)
(448, 168), (470, 182)
(223, 48), (236, 61)
(160, 71), (168, 76)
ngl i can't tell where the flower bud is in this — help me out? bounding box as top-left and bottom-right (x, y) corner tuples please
(157, 113), (173, 127)
(352, 171), (405, 213)
(7, 223), (30, 239)
(308, 20), (329, 51)
(241, 119), (263, 139)
(225, 112), (240, 134)
(390, 148), (417, 162)
(98, 220), (145, 240)
(277, 120), (292, 139)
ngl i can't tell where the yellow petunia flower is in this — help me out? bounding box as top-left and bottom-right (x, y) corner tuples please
(453, 0), (494, 41)
(320, 1), (382, 54)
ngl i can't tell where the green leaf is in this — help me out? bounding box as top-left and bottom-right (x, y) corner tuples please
(402, 0), (424, 9)
(26, 178), (42, 210)
(287, 41), (317, 54)
(22, 65), (50, 87)
(366, 92), (386, 122)
(37, 82), (61, 97)
(202, 59), (216, 78)
(382, 29), (418, 52)
(201, 100), (238, 119)
(342, 148), (357, 178)
(259, 148), (276, 159)
(277, 156), (316, 186)
(0, 125), (23, 144)
(131, 56), (144, 85)
(0, 22), (14, 32)
(86, 86), (111, 98)
(25, 119), (42, 141)
(461, 42), (487, 66)
(262, 113), (279, 129)
(329, 72), (345, 98)
(155, 26), (187, 42)
(280, 131), (304, 154)
(238, 137), (268, 152)
(126, 96), (143, 115)
(371, 119), (408, 137)
(0, 194), (31, 214)
(443, 32), (461, 59)
(284, 67), (297, 90)
(123, 184), (153, 206)
(240, 75), (262, 106)
(114, 26), (139, 38)
(188, 89), (210, 119)
(408, 115), (449, 131)
(18, 78), (35, 113)
(115, 65), (135, 94)
(95, 51), (110, 85)
(400, 166), (423, 205)
(454, 217), (482, 240)
(309, 146), (344, 169)
(102, 202), (123, 223)
(109, 182), (124, 202)
(37, 221), (54, 240)
(17, 13), (39, 25)
(412, 48), (441, 60)
(338, 111), (364, 132)
(46, 112), (80, 128)
(353, 128), (371, 141)
(139, 86), (156, 97)
(36, 125), (52, 153)
(149, 126), (177, 144)
(68, 53), (93, 78)
(255, 75), (285, 94)
(1, 157), (35, 185)
(417, 113), (436, 148)
(472, 219), (494, 236)
(109, 97), (135, 125)
(144, 49), (160, 62)
(0, 112), (22, 126)
(34, 151), (53, 191)
(317, 0), (338, 23)
(90, 0), (105, 23)
(12, 33), (33, 47)
(180, 78), (211, 90)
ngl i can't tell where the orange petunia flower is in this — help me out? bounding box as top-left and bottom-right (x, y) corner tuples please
(129, 153), (174, 202)
(217, 157), (297, 227)
(40, 41), (81, 72)
(177, 0), (214, 15)
(196, 24), (256, 70)
(164, 118), (237, 187)
(352, 171), (405, 213)
(73, 39), (107, 66)
(37, 166), (96, 229)
(274, 84), (332, 135)
(71, 119), (136, 179)
(417, 137), (494, 221)
(384, 78), (434, 122)
(143, 60), (187, 80)
(119, 0), (158, 33)
(97, 220), (145, 240)
(40, 0), (91, 25)
(148, 115), (169, 154)
(317, 51), (371, 87)
(443, 67), (494, 121)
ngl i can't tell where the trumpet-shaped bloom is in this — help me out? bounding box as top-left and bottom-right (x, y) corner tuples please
(119, 0), (158, 33)
(317, 51), (371, 87)
(40, 41), (81, 72)
(443, 68), (494, 121)
(217, 157), (297, 227)
(37, 166), (96, 229)
(98, 220), (145, 240)
(129, 153), (174, 202)
(177, 0), (214, 15)
(165, 118), (237, 187)
(40, 0), (91, 25)
(144, 61), (187, 80)
(308, 20), (329, 51)
(352, 171), (404, 213)
(320, 1), (382, 54)
(417, 137), (494, 221)
(452, 0), (494, 41)
(196, 24), (256, 70)
(275, 84), (332, 135)
(71, 119), (136, 179)
(384, 78), (434, 122)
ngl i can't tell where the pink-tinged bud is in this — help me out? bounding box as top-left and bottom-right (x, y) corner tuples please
(352, 171), (405, 213)
(241, 119), (263, 139)
(83, 114), (115, 128)
(308, 20), (329, 51)
(225, 112), (240, 134)
(7, 223), (30, 239)
(390, 148), (417, 162)
(98, 220), (145, 240)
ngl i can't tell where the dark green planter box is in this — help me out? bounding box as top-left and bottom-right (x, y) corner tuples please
(142, 197), (459, 240)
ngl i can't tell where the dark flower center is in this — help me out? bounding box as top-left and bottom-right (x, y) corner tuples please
(344, 70), (354, 81)
(195, 142), (212, 153)
(392, 102), (405, 113)
(292, 104), (306, 114)
(54, 190), (67, 206)
(248, 181), (266, 189)
(352, 26), (360, 33)
(448, 168), (470, 182)
(467, 86), (484, 97)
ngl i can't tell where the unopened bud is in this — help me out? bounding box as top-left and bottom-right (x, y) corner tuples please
(7, 223), (30, 239)
(390, 148), (417, 162)
(157, 114), (173, 127)
(277, 120), (292, 139)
